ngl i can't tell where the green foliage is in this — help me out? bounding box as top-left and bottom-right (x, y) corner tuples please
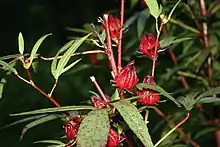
(113, 101), (153, 147)
(76, 109), (110, 147)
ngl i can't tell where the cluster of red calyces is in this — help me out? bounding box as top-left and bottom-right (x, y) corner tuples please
(137, 76), (160, 105)
(102, 15), (121, 39)
(139, 33), (160, 58)
(64, 115), (82, 140)
(114, 61), (138, 91)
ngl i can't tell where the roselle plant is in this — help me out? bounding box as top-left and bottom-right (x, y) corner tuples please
(1, 0), (220, 147)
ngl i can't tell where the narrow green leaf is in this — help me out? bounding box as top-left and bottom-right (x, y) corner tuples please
(198, 97), (220, 104)
(196, 49), (211, 72)
(61, 58), (82, 75)
(194, 126), (218, 139)
(28, 34), (52, 68)
(123, 12), (139, 30)
(0, 60), (18, 75)
(18, 32), (24, 54)
(0, 77), (6, 99)
(160, 37), (192, 49)
(113, 101), (153, 147)
(136, 83), (180, 107)
(0, 114), (47, 130)
(34, 140), (65, 145)
(51, 40), (75, 78)
(10, 105), (96, 116)
(20, 114), (60, 140)
(177, 96), (197, 111)
(77, 109), (110, 147)
(54, 33), (91, 79)
(137, 9), (150, 38)
(197, 87), (220, 99)
(144, 0), (162, 19)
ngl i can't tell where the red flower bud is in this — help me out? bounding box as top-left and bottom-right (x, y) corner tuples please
(102, 15), (121, 39)
(114, 61), (138, 91)
(139, 33), (160, 58)
(64, 116), (82, 140)
(65, 122), (80, 140)
(137, 76), (159, 105)
(106, 128), (120, 147)
(91, 95), (109, 108)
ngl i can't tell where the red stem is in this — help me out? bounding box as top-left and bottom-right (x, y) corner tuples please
(90, 76), (108, 102)
(152, 107), (199, 147)
(151, 23), (164, 77)
(104, 15), (118, 77)
(117, 0), (125, 72)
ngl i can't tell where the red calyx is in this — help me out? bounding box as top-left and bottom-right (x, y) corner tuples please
(137, 76), (160, 105)
(139, 33), (160, 58)
(114, 61), (139, 91)
(102, 15), (121, 39)
(106, 128), (120, 147)
(64, 116), (82, 140)
(91, 95), (109, 109)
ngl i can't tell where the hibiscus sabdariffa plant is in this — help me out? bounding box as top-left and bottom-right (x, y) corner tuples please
(1, 0), (220, 147)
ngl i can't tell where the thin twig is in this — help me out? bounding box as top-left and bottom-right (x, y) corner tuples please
(90, 76), (108, 102)
(40, 50), (105, 61)
(117, 0), (125, 72)
(154, 112), (191, 147)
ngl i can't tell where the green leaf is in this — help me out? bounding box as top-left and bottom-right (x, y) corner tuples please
(20, 114), (60, 140)
(0, 77), (6, 99)
(34, 140), (65, 145)
(53, 33), (91, 79)
(0, 114), (47, 130)
(18, 32), (24, 54)
(196, 49), (211, 72)
(160, 37), (192, 49)
(137, 9), (150, 38)
(77, 109), (110, 147)
(110, 89), (120, 101)
(197, 97), (220, 104)
(51, 40), (75, 78)
(113, 101), (153, 147)
(61, 58), (82, 75)
(130, 0), (139, 8)
(0, 60), (18, 75)
(10, 105), (95, 116)
(194, 126), (219, 139)
(176, 92), (200, 111)
(136, 83), (180, 107)
(123, 12), (139, 30)
(27, 34), (52, 69)
(197, 87), (220, 99)
(144, 0), (162, 19)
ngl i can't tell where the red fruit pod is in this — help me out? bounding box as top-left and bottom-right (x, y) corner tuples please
(139, 33), (160, 58)
(91, 95), (108, 108)
(102, 15), (121, 39)
(106, 128), (120, 147)
(137, 76), (160, 105)
(114, 61), (139, 91)
(64, 121), (80, 140)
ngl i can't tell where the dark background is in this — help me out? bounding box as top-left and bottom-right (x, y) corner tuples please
(0, 1), (121, 146)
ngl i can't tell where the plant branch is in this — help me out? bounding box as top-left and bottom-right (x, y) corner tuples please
(40, 50), (105, 61)
(103, 14), (118, 78)
(151, 107), (199, 147)
(90, 76), (108, 102)
(117, 0), (125, 72)
(154, 111), (190, 147)
(151, 22), (164, 77)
